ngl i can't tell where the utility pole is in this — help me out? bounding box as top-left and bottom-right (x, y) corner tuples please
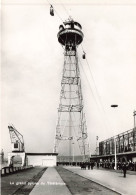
(72, 140), (75, 162)
(133, 110), (136, 129)
(111, 104), (118, 170)
(96, 136), (99, 155)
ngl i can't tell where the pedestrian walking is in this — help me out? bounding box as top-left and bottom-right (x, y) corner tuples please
(97, 162), (99, 169)
(91, 161), (94, 170)
(122, 162), (127, 178)
(87, 162), (91, 170)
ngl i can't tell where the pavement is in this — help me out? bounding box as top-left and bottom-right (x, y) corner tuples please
(64, 166), (136, 195)
(29, 167), (71, 195)
(1, 166), (46, 195)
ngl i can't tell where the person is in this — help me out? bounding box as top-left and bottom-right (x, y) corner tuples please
(87, 162), (91, 170)
(122, 162), (127, 178)
(91, 161), (94, 170)
(97, 162), (99, 169)
(81, 162), (86, 170)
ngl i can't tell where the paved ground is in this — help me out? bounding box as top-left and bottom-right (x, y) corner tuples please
(1, 166), (135, 195)
(56, 166), (120, 195)
(64, 166), (136, 195)
(1, 166), (47, 195)
(30, 167), (120, 195)
(29, 167), (71, 195)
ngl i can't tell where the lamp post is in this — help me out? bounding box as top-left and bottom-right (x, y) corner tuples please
(111, 104), (118, 170)
(133, 110), (136, 129)
(72, 141), (74, 162)
(96, 136), (99, 156)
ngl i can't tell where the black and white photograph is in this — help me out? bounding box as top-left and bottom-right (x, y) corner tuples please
(1, 0), (136, 194)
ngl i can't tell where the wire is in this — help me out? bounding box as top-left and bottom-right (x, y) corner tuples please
(80, 44), (112, 131)
(54, 7), (65, 23)
(78, 54), (110, 132)
(46, 0), (64, 23)
(59, 0), (71, 18)
(78, 56), (99, 110)
(81, 44), (104, 110)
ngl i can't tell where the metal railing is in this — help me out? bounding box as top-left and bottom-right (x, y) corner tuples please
(1, 165), (33, 176)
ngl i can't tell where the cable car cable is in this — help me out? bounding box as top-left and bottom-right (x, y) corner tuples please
(46, 0), (64, 23)
(80, 44), (112, 130)
(59, 0), (71, 18)
(78, 55), (110, 132)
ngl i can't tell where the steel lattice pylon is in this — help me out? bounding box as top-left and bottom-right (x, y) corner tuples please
(54, 19), (90, 161)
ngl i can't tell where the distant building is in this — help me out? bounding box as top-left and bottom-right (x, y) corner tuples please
(0, 149), (4, 164)
(91, 127), (136, 163)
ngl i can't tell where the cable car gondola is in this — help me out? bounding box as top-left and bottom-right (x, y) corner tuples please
(82, 52), (86, 59)
(50, 5), (54, 16)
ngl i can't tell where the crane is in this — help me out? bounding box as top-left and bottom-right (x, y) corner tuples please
(8, 125), (25, 152)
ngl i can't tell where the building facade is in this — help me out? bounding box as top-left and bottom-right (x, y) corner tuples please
(91, 127), (136, 163)
(26, 153), (58, 167)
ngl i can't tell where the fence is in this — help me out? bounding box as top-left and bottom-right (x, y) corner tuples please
(1, 165), (33, 176)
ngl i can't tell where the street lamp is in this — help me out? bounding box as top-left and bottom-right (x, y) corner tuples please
(96, 136), (99, 155)
(111, 104), (118, 170)
(72, 140), (74, 162)
(111, 105), (118, 108)
(133, 110), (136, 129)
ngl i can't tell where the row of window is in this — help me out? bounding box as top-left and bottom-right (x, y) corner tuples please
(99, 128), (136, 155)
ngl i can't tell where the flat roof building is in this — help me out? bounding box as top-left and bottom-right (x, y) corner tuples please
(91, 127), (136, 163)
(26, 153), (58, 167)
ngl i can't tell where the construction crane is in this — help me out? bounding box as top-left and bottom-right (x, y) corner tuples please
(8, 125), (25, 152)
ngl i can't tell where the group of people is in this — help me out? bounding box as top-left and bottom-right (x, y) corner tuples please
(57, 160), (136, 178)
(80, 161), (129, 177)
(94, 160), (136, 178)
(80, 161), (95, 170)
(97, 160), (136, 172)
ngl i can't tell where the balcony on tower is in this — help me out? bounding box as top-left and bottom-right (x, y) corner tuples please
(57, 19), (84, 50)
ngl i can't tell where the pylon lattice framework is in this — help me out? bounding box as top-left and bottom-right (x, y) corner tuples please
(54, 20), (90, 160)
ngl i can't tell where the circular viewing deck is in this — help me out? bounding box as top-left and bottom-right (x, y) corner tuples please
(57, 20), (84, 46)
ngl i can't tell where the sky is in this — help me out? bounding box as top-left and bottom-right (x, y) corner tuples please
(1, 0), (136, 157)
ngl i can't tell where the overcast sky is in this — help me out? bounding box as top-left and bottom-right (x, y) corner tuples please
(1, 0), (136, 156)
